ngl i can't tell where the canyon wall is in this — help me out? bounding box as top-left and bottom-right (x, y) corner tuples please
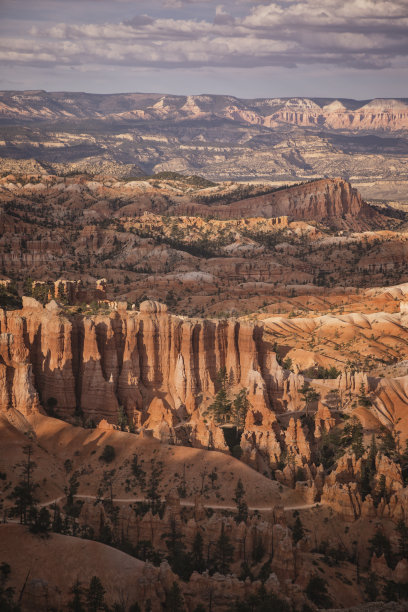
(1, 92), (407, 133)
(174, 178), (375, 223)
(0, 299), (288, 427)
(3, 299), (408, 474)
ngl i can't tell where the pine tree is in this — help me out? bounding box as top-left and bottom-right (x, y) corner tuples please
(86, 576), (105, 612)
(0, 562), (19, 612)
(52, 503), (63, 533)
(369, 527), (392, 566)
(214, 524), (234, 574)
(364, 572), (379, 601)
(299, 384), (320, 415)
(292, 516), (305, 544)
(216, 367), (228, 391)
(368, 434), (377, 471)
(68, 579), (84, 612)
(232, 389), (249, 429)
(164, 582), (184, 612)
(117, 406), (128, 431)
(164, 518), (190, 579)
(358, 382), (372, 407)
(233, 479), (248, 524)
(191, 531), (206, 573)
(252, 529), (266, 563)
(204, 387), (231, 425)
(146, 458), (164, 515)
(10, 444), (38, 524)
(29, 506), (50, 535)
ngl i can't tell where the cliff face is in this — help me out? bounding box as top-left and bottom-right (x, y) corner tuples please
(1, 92), (407, 133)
(176, 178), (374, 224)
(3, 298), (408, 479)
(260, 100), (408, 132)
(0, 300), (285, 426)
(0, 309), (40, 418)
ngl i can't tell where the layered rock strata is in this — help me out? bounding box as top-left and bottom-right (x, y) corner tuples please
(0, 300), (285, 427)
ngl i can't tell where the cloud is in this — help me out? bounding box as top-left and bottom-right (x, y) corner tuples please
(1, 0), (407, 73)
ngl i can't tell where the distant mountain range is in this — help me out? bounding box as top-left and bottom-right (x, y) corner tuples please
(1, 91), (408, 131)
(0, 91), (407, 200)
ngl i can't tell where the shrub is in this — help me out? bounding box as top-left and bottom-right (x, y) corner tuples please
(99, 445), (115, 464)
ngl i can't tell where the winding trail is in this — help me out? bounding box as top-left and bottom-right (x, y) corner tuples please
(39, 494), (319, 513)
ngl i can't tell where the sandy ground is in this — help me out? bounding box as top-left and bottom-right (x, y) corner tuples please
(1, 413), (295, 514)
(0, 524), (156, 610)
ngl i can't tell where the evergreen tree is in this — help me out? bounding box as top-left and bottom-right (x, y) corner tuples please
(65, 471), (81, 517)
(214, 524), (234, 575)
(146, 458), (164, 515)
(131, 454), (146, 489)
(251, 530), (266, 563)
(399, 439), (408, 485)
(134, 539), (162, 565)
(68, 579), (85, 612)
(99, 445), (115, 464)
(375, 474), (388, 505)
(204, 387), (232, 425)
(230, 585), (290, 612)
(369, 527), (392, 566)
(233, 479), (248, 524)
(360, 463), (372, 501)
(9, 444), (38, 524)
(191, 531), (206, 573)
(164, 518), (191, 579)
(46, 396), (58, 416)
(0, 563), (19, 612)
(358, 382), (372, 407)
(397, 519), (408, 559)
(299, 384), (320, 415)
(117, 406), (128, 432)
(164, 582), (184, 612)
(29, 506), (50, 535)
(342, 418), (365, 459)
(216, 367), (228, 391)
(52, 503), (63, 533)
(232, 389), (249, 429)
(379, 425), (397, 458)
(292, 516), (305, 544)
(86, 576), (105, 612)
(368, 434), (377, 471)
(364, 572), (379, 601)
(306, 575), (332, 608)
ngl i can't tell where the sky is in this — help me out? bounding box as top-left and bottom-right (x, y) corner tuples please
(0, 0), (407, 99)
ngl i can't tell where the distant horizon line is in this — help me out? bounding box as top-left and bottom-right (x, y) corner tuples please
(1, 89), (407, 103)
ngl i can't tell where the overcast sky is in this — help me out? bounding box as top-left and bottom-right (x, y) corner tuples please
(1, 0), (407, 98)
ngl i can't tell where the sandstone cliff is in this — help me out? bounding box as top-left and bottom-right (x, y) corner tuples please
(0, 300), (285, 430)
(1, 92), (407, 133)
(176, 178), (374, 224)
(3, 299), (408, 471)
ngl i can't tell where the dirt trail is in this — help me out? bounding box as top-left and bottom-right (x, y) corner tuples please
(38, 494), (319, 513)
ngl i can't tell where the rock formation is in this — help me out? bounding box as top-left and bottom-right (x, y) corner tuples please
(177, 178), (373, 223)
(0, 301), (285, 430)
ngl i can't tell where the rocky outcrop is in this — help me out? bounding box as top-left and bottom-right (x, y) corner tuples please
(0, 301), (287, 428)
(284, 417), (311, 465)
(176, 178), (373, 224)
(0, 310), (41, 418)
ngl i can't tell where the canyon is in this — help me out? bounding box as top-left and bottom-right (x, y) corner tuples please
(3, 286), (408, 609)
(1, 138), (408, 609)
(0, 91), (407, 203)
